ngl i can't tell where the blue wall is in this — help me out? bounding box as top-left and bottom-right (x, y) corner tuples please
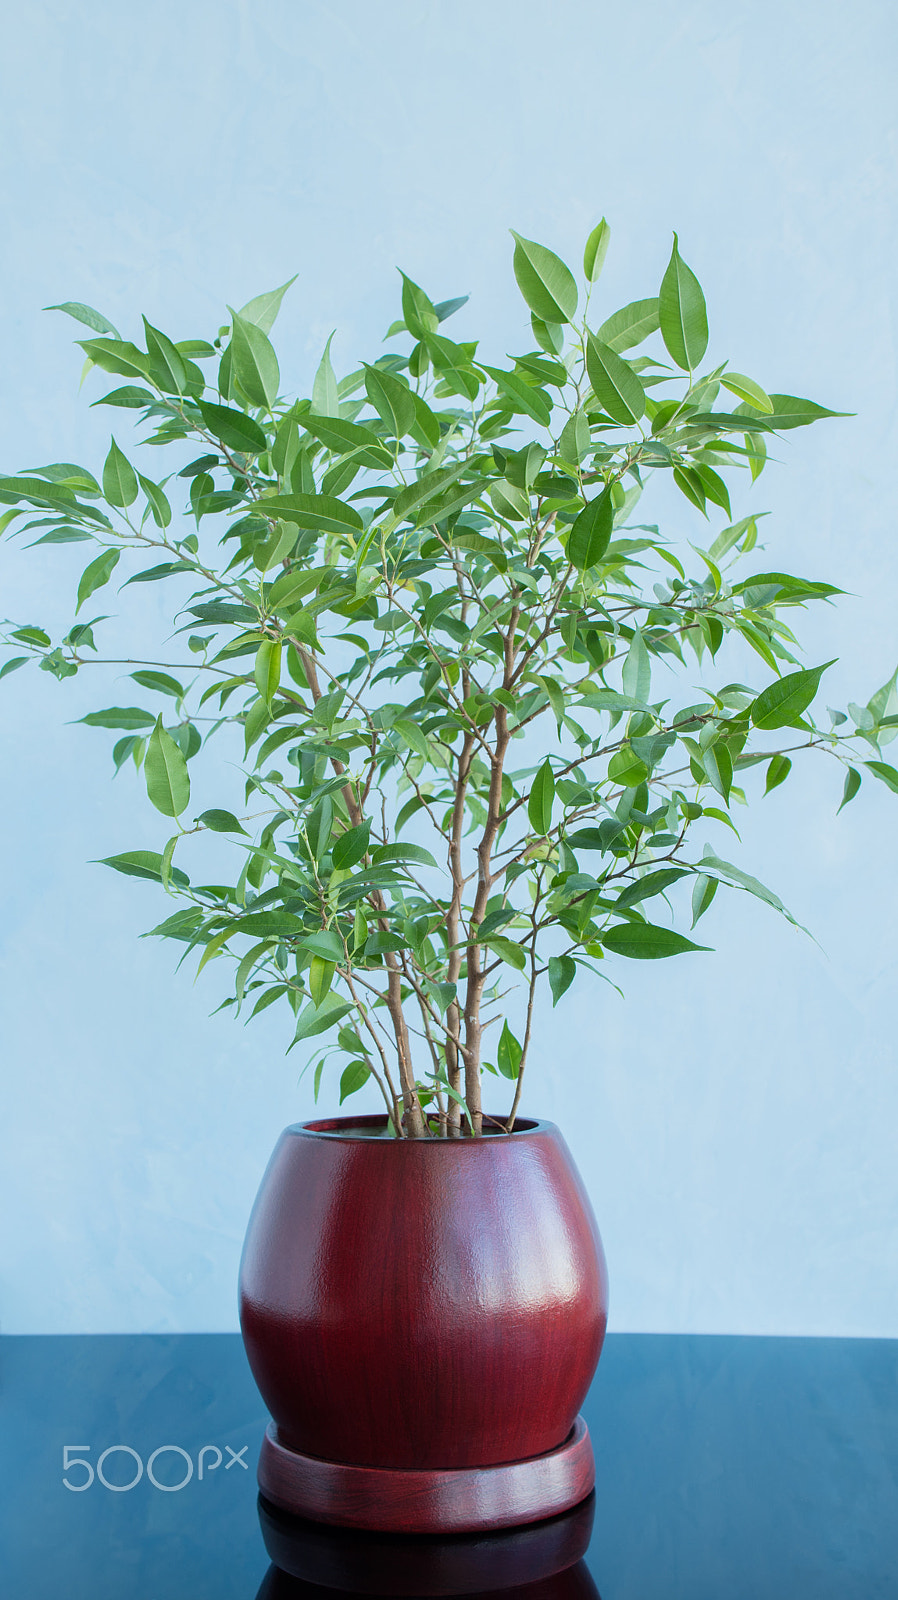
(1, 0), (896, 1335)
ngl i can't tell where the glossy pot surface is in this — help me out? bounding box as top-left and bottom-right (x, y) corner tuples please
(239, 1115), (608, 1472)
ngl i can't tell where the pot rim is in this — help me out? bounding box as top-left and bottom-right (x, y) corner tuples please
(286, 1112), (554, 1142)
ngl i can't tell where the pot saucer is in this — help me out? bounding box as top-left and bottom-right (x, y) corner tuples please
(257, 1416), (595, 1534)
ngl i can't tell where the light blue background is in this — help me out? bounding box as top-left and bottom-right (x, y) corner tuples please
(1, 1), (896, 1336)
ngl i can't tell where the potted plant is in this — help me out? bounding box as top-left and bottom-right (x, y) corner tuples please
(2, 221), (895, 1532)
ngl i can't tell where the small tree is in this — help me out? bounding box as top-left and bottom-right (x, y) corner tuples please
(2, 223), (895, 1138)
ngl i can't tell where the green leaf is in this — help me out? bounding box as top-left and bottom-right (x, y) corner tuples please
(391, 463), (467, 524)
(750, 661), (835, 729)
(332, 820), (371, 869)
(699, 853), (802, 928)
(145, 716), (190, 817)
(298, 411), (391, 464)
(764, 395), (852, 429)
(340, 1059), (370, 1103)
(293, 993), (353, 1044)
(160, 833), (179, 891)
(765, 753), (792, 794)
(865, 760), (898, 795)
(0, 655), (29, 681)
(76, 548), (119, 613)
(701, 741), (732, 801)
(91, 386), (156, 410)
(617, 868), (688, 909)
(603, 922), (710, 959)
(144, 907), (205, 942)
(434, 294), (469, 323)
(837, 766), (861, 812)
(531, 316), (565, 355)
(608, 746), (649, 788)
(364, 364), (415, 438)
(301, 930), (345, 963)
(143, 318), (186, 395)
(702, 806), (742, 838)
(102, 438), (138, 507)
(659, 234), (708, 371)
(720, 372), (773, 413)
(231, 938), (274, 1002)
(0, 477), (75, 509)
(77, 338), (150, 381)
(417, 475), (489, 526)
(309, 955), (336, 1008)
(255, 493), (363, 537)
(597, 298), (660, 354)
(307, 798), (333, 860)
(123, 562), (191, 586)
(98, 849), (188, 887)
(559, 409), (590, 464)
(410, 392), (441, 450)
(497, 1019), (523, 1079)
(583, 218), (611, 283)
(585, 335), (645, 424)
(198, 808), (248, 833)
(254, 638), (282, 707)
(131, 670), (184, 698)
(371, 842), (439, 869)
(483, 936), (527, 972)
(243, 697), (269, 755)
(691, 873), (718, 927)
(197, 401), (268, 455)
(193, 923), (239, 977)
(708, 515), (764, 562)
(510, 231), (578, 324)
(11, 627), (50, 647)
(867, 664), (898, 733)
(388, 718), (429, 762)
(238, 275), (297, 335)
(247, 984), (288, 1020)
(528, 758), (555, 835)
(568, 487), (614, 570)
(235, 911), (306, 937)
(548, 954), (576, 1006)
(230, 311), (280, 410)
(693, 463), (731, 519)
(452, 528), (507, 573)
(534, 675), (565, 732)
(622, 628), (651, 703)
(79, 706), (155, 730)
(138, 474), (172, 528)
(673, 465), (706, 514)
(400, 273), (439, 339)
(312, 331), (340, 416)
(46, 301), (120, 338)
(26, 527), (93, 546)
(424, 332), (480, 400)
(480, 365), (552, 426)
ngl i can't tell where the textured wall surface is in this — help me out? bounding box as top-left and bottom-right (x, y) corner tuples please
(1, 0), (896, 1334)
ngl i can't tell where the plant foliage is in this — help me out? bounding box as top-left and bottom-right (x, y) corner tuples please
(2, 226), (893, 1138)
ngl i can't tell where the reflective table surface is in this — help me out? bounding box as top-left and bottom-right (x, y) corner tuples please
(1, 1332), (895, 1598)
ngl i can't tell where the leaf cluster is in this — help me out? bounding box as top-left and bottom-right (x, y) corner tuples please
(1, 230), (889, 1137)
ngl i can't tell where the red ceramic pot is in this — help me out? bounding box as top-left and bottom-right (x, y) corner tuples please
(239, 1115), (608, 1532)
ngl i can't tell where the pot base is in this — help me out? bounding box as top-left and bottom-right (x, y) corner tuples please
(257, 1416), (595, 1534)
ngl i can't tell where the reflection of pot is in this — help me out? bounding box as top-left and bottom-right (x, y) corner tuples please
(240, 1116), (608, 1531)
(255, 1491), (600, 1597)
(255, 1563), (600, 1600)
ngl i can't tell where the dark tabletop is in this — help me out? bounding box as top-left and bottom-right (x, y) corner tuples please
(1, 1332), (895, 1599)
